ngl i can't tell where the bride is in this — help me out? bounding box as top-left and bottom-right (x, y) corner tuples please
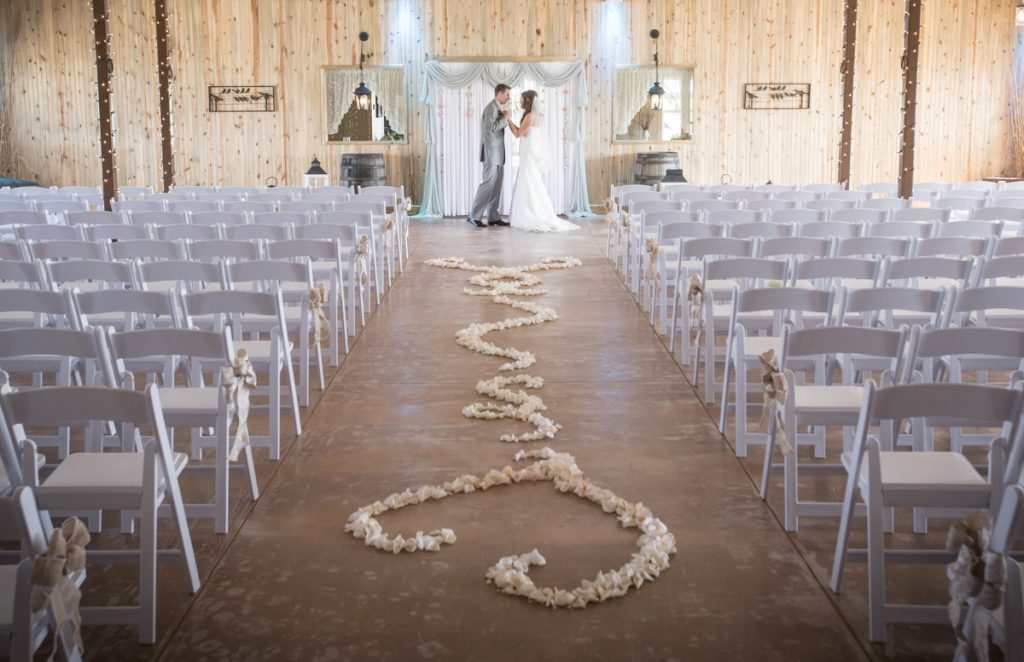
(505, 90), (579, 233)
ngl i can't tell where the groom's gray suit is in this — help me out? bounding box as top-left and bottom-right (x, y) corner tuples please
(469, 99), (506, 224)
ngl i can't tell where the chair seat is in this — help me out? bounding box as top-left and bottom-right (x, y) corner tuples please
(235, 339), (293, 361)
(793, 385), (864, 411)
(712, 304), (773, 318)
(0, 564), (16, 626)
(41, 451), (189, 495)
(741, 335), (781, 357)
(843, 451), (986, 490)
(159, 387), (220, 416)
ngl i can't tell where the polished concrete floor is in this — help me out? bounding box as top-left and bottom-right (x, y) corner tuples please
(78, 218), (963, 661)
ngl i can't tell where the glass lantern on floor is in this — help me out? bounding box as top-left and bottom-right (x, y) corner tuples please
(303, 156), (329, 189)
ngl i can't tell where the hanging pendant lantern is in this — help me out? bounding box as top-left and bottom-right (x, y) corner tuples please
(354, 31), (372, 111)
(648, 29), (665, 111)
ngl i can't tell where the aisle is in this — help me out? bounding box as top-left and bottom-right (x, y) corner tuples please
(146, 220), (872, 660)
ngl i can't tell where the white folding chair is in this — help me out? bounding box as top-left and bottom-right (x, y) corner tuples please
(830, 208), (887, 225)
(180, 290), (301, 459)
(226, 223), (290, 242)
(836, 236), (912, 260)
(1, 385), (200, 643)
(225, 260), (324, 406)
(775, 191), (820, 204)
(797, 221), (863, 239)
(995, 236), (1024, 257)
(28, 240), (105, 263)
(71, 288), (181, 331)
(838, 286), (946, 332)
(806, 199), (856, 212)
(115, 186), (154, 201)
(84, 223), (149, 243)
(860, 183), (899, 199)
(978, 255), (1024, 287)
(972, 206), (1024, 237)
(154, 223), (221, 241)
(46, 260), (133, 296)
(768, 209), (828, 226)
(883, 255), (975, 291)
(689, 200), (739, 214)
(166, 201), (217, 214)
(291, 227), (365, 334)
(0, 289), (67, 332)
(892, 207), (951, 224)
(187, 239), (261, 263)
(862, 198), (910, 211)
(727, 221), (792, 239)
(865, 220), (934, 239)
(103, 327), (258, 534)
(17, 224), (83, 243)
(190, 211), (249, 229)
(758, 236), (833, 260)
(223, 201), (274, 214)
(761, 325), (908, 531)
(112, 200), (162, 214)
(127, 210), (188, 229)
(949, 286), (1024, 329)
(108, 239), (184, 262)
(830, 381), (1024, 642)
(914, 236), (991, 259)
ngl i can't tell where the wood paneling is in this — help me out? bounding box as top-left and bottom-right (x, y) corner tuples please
(0, 0), (100, 185)
(0, 0), (1016, 199)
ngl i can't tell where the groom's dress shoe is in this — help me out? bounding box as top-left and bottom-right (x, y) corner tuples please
(467, 218), (485, 228)
(491, 220), (510, 226)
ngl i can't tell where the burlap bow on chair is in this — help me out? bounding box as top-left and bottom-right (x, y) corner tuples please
(946, 512), (1005, 662)
(355, 234), (371, 287)
(758, 349), (793, 455)
(644, 237), (660, 287)
(31, 517), (89, 661)
(687, 274), (703, 322)
(308, 281), (331, 347)
(221, 349), (257, 462)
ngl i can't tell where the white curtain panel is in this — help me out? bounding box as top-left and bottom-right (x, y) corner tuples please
(417, 60), (591, 218)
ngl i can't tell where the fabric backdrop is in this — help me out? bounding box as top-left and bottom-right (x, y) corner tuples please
(416, 60), (592, 218)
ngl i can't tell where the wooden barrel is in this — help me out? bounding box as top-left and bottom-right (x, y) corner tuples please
(634, 152), (680, 186)
(340, 153), (386, 189)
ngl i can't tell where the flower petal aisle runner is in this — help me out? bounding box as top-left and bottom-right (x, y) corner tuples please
(345, 257), (677, 608)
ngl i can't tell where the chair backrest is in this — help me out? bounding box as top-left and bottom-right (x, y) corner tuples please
(166, 201), (218, 213)
(155, 223), (221, 241)
(107, 327), (230, 370)
(802, 183), (845, 193)
(109, 238), (184, 261)
(0, 260), (45, 288)
(912, 326), (1024, 366)
(225, 223), (290, 241)
(0, 211), (47, 226)
(17, 224), (82, 242)
(293, 223), (359, 244)
(941, 188), (990, 200)
(226, 259), (312, 289)
(253, 211), (310, 227)
(860, 183), (899, 197)
(723, 190), (769, 202)
(612, 184), (654, 202)
(783, 325), (906, 366)
(892, 207), (951, 223)
(727, 221), (792, 239)
(621, 191), (667, 209)
(914, 236), (990, 258)
(112, 199), (163, 213)
(705, 209), (760, 226)
(679, 236), (753, 259)
(223, 201), (274, 214)
(995, 237), (1024, 257)
(827, 191), (870, 202)
(129, 210), (188, 227)
(689, 200), (740, 213)
(775, 190), (820, 203)
(266, 238), (340, 262)
(734, 286), (834, 319)
(703, 257), (787, 283)
(797, 221), (863, 239)
(136, 260), (223, 293)
(0, 200), (29, 212)
(793, 257), (879, 285)
(659, 183), (704, 193)
(29, 239), (106, 262)
(34, 199), (87, 215)
(971, 206), (1024, 223)
(884, 256), (974, 285)
(281, 201), (332, 214)
(862, 198), (910, 211)
(335, 200), (385, 217)
(187, 239), (261, 262)
(47, 259), (133, 288)
(315, 185), (355, 197)
(0, 327), (101, 362)
(642, 210), (701, 227)
(753, 184), (796, 193)
(934, 197), (986, 211)
(181, 288), (282, 319)
(768, 209), (827, 225)
(805, 199), (856, 211)
(866, 220), (934, 239)
(217, 186), (262, 197)
(936, 219), (1004, 238)
(836, 236), (911, 259)
(952, 287), (1024, 326)
(190, 211), (248, 227)
(0, 487), (49, 557)
(630, 200), (684, 215)
(759, 236), (833, 259)
(830, 208), (887, 224)
(839, 287), (945, 327)
(668, 190), (715, 204)
(0, 243), (27, 262)
(980, 255), (1024, 283)
(992, 195), (1024, 208)
(656, 222), (719, 244)
(708, 184), (748, 195)
(65, 210), (125, 226)
(73, 288), (179, 329)
(116, 185), (154, 200)
(0, 290), (67, 323)
(85, 223), (150, 242)
(317, 210), (372, 227)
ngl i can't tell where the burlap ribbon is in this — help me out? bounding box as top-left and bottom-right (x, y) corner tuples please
(221, 349), (257, 462)
(308, 281), (331, 346)
(31, 517), (89, 661)
(687, 274), (703, 322)
(644, 237), (660, 285)
(404, 196), (413, 212)
(946, 513), (1005, 662)
(758, 349), (792, 454)
(355, 234), (370, 287)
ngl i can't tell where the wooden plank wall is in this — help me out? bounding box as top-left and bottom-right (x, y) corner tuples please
(0, 0), (100, 185)
(0, 0), (1016, 201)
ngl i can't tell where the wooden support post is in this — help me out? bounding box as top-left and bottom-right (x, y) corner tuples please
(92, 0), (116, 210)
(155, 0), (174, 191)
(837, 0), (858, 186)
(897, 0), (922, 199)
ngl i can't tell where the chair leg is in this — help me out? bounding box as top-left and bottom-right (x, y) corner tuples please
(704, 326), (715, 404)
(783, 409), (799, 531)
(269, 374), (281, 460)
(866, 482), (887, 642)
(830, 471), (861, 593)
(298, 336), (310, 408)
(718, 341), (734, 434)
(284, 356), (302, 439)
(244, 443), (259, 501)
(315, 342), (325, 391)
(215, 419), (229, 535)
(139, 445), (158, 644)
(760, 411), (778, 501)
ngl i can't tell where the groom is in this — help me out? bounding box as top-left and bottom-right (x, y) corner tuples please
(467, 83), (511, 227)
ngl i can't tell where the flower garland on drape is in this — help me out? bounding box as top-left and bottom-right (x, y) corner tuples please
(344, 256), (677, 608)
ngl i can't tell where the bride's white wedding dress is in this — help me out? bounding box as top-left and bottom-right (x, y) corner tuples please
(509, 110), (579, 233)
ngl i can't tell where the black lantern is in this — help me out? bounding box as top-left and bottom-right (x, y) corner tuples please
(354, 32), (372, 111)
(648, 29), (665, 111)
